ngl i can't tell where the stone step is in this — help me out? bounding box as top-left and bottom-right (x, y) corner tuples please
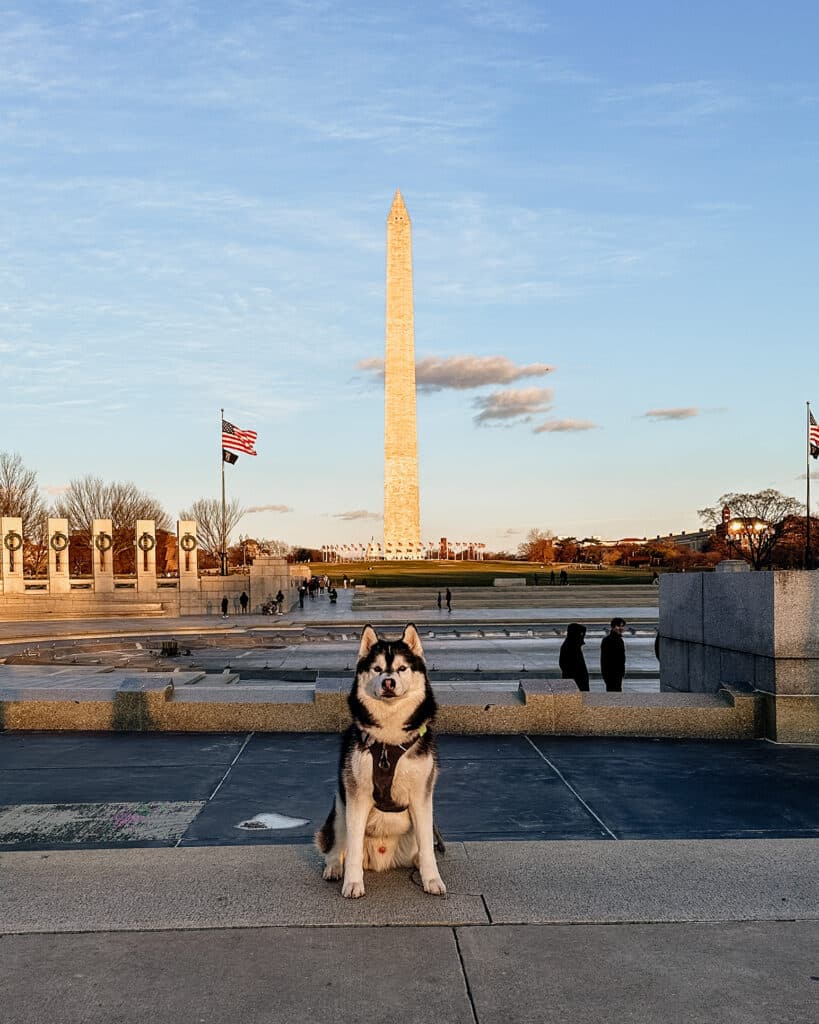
(0, 602), (167, 620)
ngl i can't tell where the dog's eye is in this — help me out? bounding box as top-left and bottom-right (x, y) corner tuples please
(397, 665), (407, 673)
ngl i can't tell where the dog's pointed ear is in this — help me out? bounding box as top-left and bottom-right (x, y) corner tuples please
(359, 625), (379, 659)
(401, 623), (424, 658)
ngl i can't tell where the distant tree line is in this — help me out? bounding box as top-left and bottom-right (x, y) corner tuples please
(0, 451), (292, 575)
(2, 451), (814, 574)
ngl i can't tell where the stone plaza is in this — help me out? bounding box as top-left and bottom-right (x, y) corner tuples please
(0, 583), (817, 1024)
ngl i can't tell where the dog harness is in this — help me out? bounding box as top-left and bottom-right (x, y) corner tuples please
(359, 726), (427, 813)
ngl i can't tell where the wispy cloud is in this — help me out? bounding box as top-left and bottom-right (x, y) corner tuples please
(358, 354), (554, 390)
(454, 0), (550, 34)
(643, 407), (699, 421)
(245, 504), (292, 514)
(533, 419), (598, 433)
(600, 80), (743, 128)
(473, 387), (554, 424)
(333, 509), (382, 521)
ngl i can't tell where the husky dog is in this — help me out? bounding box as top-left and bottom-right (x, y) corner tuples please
(315, 623), (446, 899)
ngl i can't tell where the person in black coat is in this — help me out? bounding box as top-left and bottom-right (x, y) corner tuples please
(600, 617), (627, 691)
(559, 622), (589, 691)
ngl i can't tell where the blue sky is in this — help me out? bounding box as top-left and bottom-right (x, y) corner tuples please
(2, 1), (818, 551)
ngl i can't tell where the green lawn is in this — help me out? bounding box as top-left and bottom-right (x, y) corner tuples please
(304, 560), (663, 587)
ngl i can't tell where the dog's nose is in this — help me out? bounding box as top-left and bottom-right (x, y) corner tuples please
(381, 676), (396, 693)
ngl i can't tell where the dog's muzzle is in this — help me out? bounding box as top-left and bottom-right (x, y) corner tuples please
(378, 676), (397, 698)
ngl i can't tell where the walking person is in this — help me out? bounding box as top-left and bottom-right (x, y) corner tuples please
(600, 617), (627, 692)
(559, 622), (589, 692)
(220, 595), (229, 618)
(275, 589), (284, 614)
(298, 584), (306, 609)
(239, 591), (249, 614)
(437, 590), (442, 610)
(445, 587), (452, 612)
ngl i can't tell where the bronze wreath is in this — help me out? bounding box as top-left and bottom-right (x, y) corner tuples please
(94, 532), (113, 552)
(137, 532), (156, 552)
(3, 530), (23, 552)
(180, 533), (197, 552)
(50, 531), (69, 552)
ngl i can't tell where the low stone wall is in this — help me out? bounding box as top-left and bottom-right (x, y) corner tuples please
(659, 570), (819, 743)
(0, 676), (758, 740)
(0, 556), (294, 619)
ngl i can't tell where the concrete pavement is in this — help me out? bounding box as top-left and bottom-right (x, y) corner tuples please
(2, 590), (818, 1023)
(3, 840), (818, 1023)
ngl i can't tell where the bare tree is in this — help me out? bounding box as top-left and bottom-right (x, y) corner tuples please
(0, 451), (47, 522)
(255, 538), (291, 557)
(179, 497), (246, 565)
(698, 489), (804, 570)
(517, 528), (555, 562)
(54, 476), (171, 573)
(0, 451), (49, 573)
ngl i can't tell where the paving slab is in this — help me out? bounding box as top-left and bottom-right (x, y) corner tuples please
(2, 926), (476, 1024)
(2, 733), (817, 849)
(529, 736), (819, 838)
(435, 758), (608, 840)
(458, 921), (819, 1024)
(0, 731), (245, 769)
(0, 765), (225, 807)
(3, 838), (817, 935)
(0, 844), (487, 933)
(463, 838), (819, 923)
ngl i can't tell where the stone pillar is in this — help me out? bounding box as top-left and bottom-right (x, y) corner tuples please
(177, 519), (199, 590)
(47, 517), (71, 594)
(249, 555), (291, 613)
(135, 519), (157, 592)
(659, 570), (819, 743)
(92, 518), (114, 593)
(0, 516), (25, 593)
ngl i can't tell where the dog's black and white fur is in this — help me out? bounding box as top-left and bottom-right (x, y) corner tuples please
(315, 623), (446, 899)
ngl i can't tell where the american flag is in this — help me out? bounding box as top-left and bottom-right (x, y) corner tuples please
(222, 419), (257, 456)
(810, 411), (819, 460)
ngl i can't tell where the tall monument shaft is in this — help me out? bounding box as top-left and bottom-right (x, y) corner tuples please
(383, 190), (421, 559)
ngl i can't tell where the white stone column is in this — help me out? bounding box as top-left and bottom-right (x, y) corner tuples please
(47, 517), (71, 594)
(92, 518), (114, 593)
(0, 516), (25, 593)
(177, 519), (199, 590)
(135, 519), (157, 591)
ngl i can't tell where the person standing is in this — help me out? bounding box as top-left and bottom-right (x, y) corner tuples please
(445, 587), (452, 612)
(600, 617), (627, 692)
(220, 595), (229, 618)
(437, 590), (442, 610)
(275, 589), (285, 614)
(559, 622), (589, 691)
(239, 591), (249, 614)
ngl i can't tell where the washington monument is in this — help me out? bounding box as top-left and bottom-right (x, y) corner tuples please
(383, 190), (421, 559)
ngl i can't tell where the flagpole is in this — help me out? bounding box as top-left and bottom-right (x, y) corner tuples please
(221, 407), (227, 576)
(807, 401), (812, 571)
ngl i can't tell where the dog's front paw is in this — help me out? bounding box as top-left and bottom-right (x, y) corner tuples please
(423, 875), (447, 896)
(342, 879), (366, 899)
(323, 863), (343, 881)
